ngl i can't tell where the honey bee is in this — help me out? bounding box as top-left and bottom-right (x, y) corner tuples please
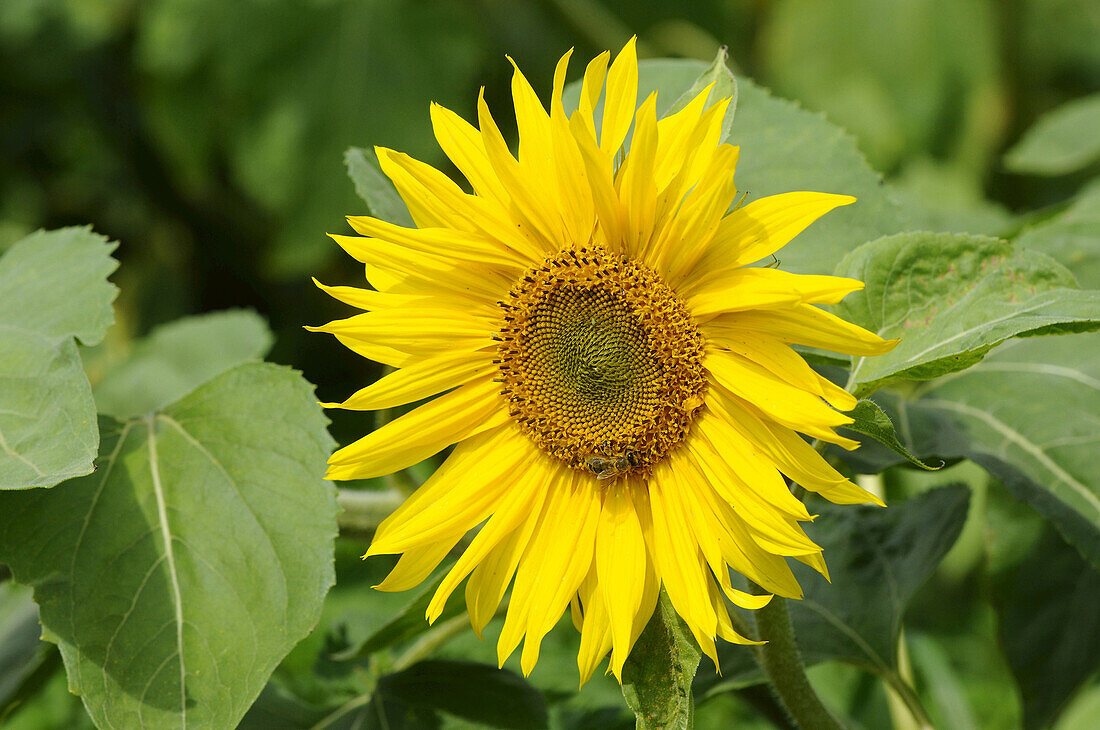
(585, 441), (639, 481)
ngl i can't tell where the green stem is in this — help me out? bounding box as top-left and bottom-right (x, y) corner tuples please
(752, 596), (844, 730)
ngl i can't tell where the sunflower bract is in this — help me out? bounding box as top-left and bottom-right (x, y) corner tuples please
(310, 38), (897, 682)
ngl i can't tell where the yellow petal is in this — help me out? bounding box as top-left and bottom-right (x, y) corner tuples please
(426, 456), (553, 623)
(346, 216), (532, 270)
(375, 536), (461, 592)
(576, 568), (613, 685)
(498, 470), (600, 674)
(327, 375), (509, 480)
(595, 482), (649, 679)
(706, 350), (854, 435)
(366, 425), (535, 554)
(718, 303), (898, 357)
(642, 462), (719, 639)
(686, 268), (802, 319)
(429, 101), (510, 208)
(654, 143), (740, 278)
(601, 36), (638, 156)
(325, 347), (495, 411)
(681, 192), (856, 293)
(617, 92), (659, 259)
(577, 50), (610, 139)
(328, 233), (512, 304)
(477, 91), (567, 251)
(311, 277), (415, 311)
(703, 328), (829, 400)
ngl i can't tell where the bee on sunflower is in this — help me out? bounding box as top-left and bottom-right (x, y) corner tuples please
(310, 38), (896, 683)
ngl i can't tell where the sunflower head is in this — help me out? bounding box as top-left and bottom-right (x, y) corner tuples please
(311, 38), (897, 682)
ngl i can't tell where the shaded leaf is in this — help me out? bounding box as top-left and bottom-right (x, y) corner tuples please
(839, 399), (943, 470)
(835, 232), (1100, 395)
(0, 363), (338, 729)
(93, 309), (273, 418)
(1015, 181), (1100, 288)
(1004, 93), (1100, 176)
(700, 487), (969, 692)
(0, 228), (118, 490)
(910, 335), (1100, 569)
(621, 592), (701, 730)
(0, 583), (59, 722)
(992, 527), (1100, 729)
(379, 660), (546, 730)
(345, 147), (414, 228)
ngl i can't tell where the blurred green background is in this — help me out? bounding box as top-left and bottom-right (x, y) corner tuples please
(2, 1), (1098, 727)
(3, 0), (1097, 433)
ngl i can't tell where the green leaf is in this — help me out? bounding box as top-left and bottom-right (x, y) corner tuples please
(0, 362), (338, 729)
(1004, 93), (1100, 176)
(379, 660), (547, 730)
(839, 400), (942, 470)
(835, 232), (1100, 395)
(700, 487), (969, 693)
(1015, 181), (1100, 288)
(910, 334), (1100, 569)
(992, 527), (1100, 730)
(344, 147), (414, 228)
(621, 591), (701, 730)
(0, 227), (118, 490)
(665, 47), (738, 142)
(333, 569), (463, 661)
(92, 309), (273, 419)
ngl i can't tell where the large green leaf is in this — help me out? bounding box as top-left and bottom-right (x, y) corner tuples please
(0, 363), (338, 729)
(1015, 181), (1100, 288)
(0, 228), (118, 490)
(621, 592), (701, 730)
(699, 487), (969, 695)
(910, 335), (1100, 569)
(835, 232), (1100, 395)
(563, 59), (905, 277)
(1004, 93), (1100, 176)
(992, 527), (1100, 730)
(92, 310), (273, 419)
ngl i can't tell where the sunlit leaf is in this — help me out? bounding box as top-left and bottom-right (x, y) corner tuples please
(0, 228), (118, 490)
(835, 232), (1100, 395)
(92, 309), (273, 418)
(0, 363), (337, 729)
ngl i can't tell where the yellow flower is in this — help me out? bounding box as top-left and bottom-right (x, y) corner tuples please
(311, 39), (896, 682)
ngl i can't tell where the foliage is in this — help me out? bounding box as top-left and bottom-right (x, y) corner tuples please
(1, 1), (1098, 728)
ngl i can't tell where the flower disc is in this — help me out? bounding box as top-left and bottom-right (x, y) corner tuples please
(497, 247), (706, 476)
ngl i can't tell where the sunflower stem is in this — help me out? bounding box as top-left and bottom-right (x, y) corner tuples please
(752, 596), (844, 730)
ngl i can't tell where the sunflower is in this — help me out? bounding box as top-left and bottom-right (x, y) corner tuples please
(311, 38), (896, 682)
